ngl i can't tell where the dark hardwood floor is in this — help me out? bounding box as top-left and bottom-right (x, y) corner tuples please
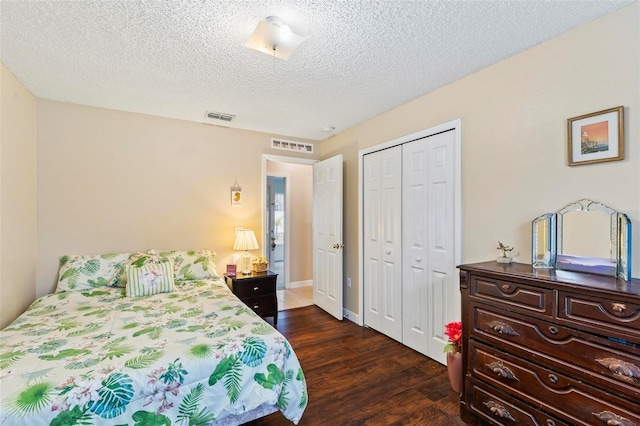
(248, 306), (467, 426)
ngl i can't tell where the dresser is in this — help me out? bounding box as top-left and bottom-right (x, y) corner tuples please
(225, 271), (278, 325)
(458, 262), (640, 426)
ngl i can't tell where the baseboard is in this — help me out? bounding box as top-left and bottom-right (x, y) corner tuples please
(286, 280), (312, 289)
(343, 308), (362, 325)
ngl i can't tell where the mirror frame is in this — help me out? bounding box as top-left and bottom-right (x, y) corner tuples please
(531, 199), (632, 281)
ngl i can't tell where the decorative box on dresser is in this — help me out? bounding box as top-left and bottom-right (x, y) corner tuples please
(225, 271), (278, 326)
(458, 261), (640, 426)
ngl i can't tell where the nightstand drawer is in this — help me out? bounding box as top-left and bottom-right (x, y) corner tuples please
(233, 279), (275, 298)
(242, 295), (276, 317)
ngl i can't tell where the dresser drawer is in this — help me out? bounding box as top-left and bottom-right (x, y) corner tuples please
(241, 295), (276, 317)
(558, 291), (640, 341)
(469, 341), (640, 425)
(470, 302), (640, 399)
(469, 275), (554, 316)
(466, 378), (570, 426)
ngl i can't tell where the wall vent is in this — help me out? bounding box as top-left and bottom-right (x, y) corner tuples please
(271, 138), (314, 154)
(205, 111), (235, 122)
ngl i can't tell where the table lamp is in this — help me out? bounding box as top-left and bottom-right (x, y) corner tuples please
(233, 228), (259, 275)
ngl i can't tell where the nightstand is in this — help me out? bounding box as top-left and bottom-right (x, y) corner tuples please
(225, 271), (278, 325)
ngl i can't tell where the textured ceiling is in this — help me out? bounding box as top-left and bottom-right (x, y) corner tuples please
(1, 0), (633, 141)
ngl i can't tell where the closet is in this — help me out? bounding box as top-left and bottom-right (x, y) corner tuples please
(363, 129), (457, 362)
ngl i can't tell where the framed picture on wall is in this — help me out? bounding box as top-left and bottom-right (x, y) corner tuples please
(567, 106), (624, 166)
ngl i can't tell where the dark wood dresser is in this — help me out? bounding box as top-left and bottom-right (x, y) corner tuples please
(225, 271), (278, 325)
(458, 261), (640, 426)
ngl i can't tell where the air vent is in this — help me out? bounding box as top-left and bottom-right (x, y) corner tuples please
(205, 111), (235, 122)
(271, 138), (314, 154)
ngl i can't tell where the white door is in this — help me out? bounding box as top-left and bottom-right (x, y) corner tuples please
(312, 155), (344, 320)
(402, 130), (456, 363)
(363, 147), (402, 341)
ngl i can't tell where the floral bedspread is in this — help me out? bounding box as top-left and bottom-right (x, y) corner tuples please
(0, 279), (307, 425)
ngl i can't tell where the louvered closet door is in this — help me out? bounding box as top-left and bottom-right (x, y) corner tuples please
(402, 130), (456, 361)
(363, 146), (402, 341)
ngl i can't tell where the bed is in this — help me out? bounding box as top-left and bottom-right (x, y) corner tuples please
(0, 250), (307, 425)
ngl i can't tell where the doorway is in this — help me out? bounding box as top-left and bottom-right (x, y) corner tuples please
(266, 175), (286, 289)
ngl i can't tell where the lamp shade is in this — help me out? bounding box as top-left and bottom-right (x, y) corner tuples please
(233, 229), (259, 251)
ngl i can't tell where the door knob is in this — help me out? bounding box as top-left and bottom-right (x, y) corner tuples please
(332, 243), (345, 249)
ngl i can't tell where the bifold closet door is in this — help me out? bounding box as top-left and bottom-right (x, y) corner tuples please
(402, 130), (456, 360)
(363, 146), (402, 341)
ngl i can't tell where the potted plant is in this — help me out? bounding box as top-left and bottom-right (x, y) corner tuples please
(444, 321), (463, 394)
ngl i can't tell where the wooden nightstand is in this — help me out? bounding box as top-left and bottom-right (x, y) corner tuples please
(225, 271), (278, 325)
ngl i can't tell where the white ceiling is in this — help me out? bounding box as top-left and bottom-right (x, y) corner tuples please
(1, 1), (633, 141)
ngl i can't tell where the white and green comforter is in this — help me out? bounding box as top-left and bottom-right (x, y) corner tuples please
(0, 279), (307, 425)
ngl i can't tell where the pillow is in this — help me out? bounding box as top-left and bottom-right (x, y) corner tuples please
(125, 258), (175, 297)
(147, 249), (219, 280)
(55, 252), (132, 292)
(113, 252), (170, 287)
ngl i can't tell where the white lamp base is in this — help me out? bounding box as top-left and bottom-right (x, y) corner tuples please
(242, 251), (252, 275)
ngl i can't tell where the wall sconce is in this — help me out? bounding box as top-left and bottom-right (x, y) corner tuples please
(233, 228), (259, 275)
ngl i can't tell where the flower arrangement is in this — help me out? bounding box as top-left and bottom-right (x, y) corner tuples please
(443, 321), (462, 353)
(252, 256), (268, 272)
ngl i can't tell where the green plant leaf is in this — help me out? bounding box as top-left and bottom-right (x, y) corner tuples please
(131, 410), (171, 426)
(124, 351), (163, 369)
(66, 358), (100, 370)
(177, 382), (203, 422)
(81, 259), (100, 275)
(189, 343), (214, 360)
(9, 382), (53, 416)
(88, 372), (134, 419)
(179, 265), (197, 280)
(0, 350), (25, 369)
(254, 364), (285, 390)
(208, 356), (236, 386)
(27, 339), (68, 354)
(250, 324), (274, 335)
(39, 348), (91, 361)
(224, 359), (243, 403)
(50, 404), (94, 425)
(238, 337), (267, 367)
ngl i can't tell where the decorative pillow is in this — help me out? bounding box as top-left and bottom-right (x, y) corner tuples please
(113, 252), (171, 287)
(125, 258), (175, 297)
(55, 252), (132, 292)
(147, 249), (219, 280)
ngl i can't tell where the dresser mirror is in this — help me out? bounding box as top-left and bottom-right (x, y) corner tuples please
(532, 199), (632, 280)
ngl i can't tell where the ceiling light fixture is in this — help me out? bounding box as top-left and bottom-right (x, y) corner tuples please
(245, 16), (307, 60)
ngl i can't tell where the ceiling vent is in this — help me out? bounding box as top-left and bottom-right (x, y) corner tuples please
(271, 138), (314, 154)
(205, 111), (235, 122)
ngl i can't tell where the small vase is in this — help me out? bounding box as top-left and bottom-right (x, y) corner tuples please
(446, 349), (463, 394)
(497, 256), (512, 264)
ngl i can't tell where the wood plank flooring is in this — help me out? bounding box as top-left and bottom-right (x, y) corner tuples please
(248, 306), (467, 426)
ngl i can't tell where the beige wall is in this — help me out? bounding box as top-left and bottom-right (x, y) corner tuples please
(321, 3), (640, 314)
(36, 101), (318, 297)
(266, 161), (313, 283)
(0, 63), (37, 328)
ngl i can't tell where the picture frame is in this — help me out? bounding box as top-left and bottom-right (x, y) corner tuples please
(567, 106), (624, 166)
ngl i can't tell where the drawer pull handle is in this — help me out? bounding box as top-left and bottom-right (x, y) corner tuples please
(486, 362), (519, 381)
(612, 303), (627, 313)
(483, 401), (515, 421)
(501, 284), (511, 290)
(548, 326), (559, 334)
(253, 305), (259, 309)
(548, 374), (558, 384)
(592, 410), (636, 426)
(595, 358), (640, 382)
(253, 286), (259, 291)
(487, 321), (519, 336)
(546, 420), (556, 426)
